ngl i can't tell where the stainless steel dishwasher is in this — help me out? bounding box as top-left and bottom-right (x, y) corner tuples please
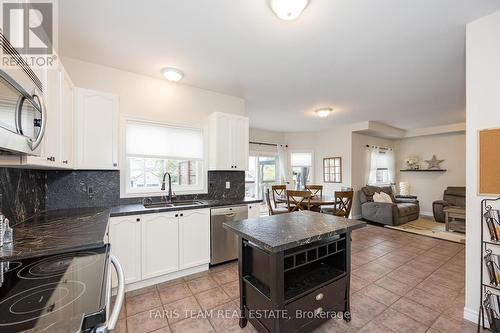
(210, 205), (248, 265)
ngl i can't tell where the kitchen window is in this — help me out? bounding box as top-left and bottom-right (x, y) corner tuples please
(125, 121), (204, 194)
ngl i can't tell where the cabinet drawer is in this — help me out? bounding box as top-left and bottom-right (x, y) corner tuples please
(283, 276), (347, 332)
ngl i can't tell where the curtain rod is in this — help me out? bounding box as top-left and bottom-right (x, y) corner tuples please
(365, 144), (393, 151)
(249, 141), (288, 148)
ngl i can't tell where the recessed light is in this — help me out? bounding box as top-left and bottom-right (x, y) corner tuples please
(161, 67), (184, 82)
(269, 0), (310, 21)
(315, 108), (332, 118)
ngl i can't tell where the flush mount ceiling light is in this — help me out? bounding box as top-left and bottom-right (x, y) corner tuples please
(269, 0), (310, 21)
(315, 108), (333, 118)
(161, 67), (184, 82)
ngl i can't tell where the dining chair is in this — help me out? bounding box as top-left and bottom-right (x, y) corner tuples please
(265, 189), (288, 215)
(305, 185), (323, 197)
(286, 190), (313, 212)
(322, 190), (353, 218)
(271, 185), (287, 207)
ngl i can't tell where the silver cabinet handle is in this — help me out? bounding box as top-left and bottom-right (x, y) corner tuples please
(28, 91), (46, 151)
(107, 255), (125, 331)
(315, 293), (324, 301)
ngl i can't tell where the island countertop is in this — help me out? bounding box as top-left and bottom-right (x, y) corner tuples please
(0, 208), (110, 261)
(223, 210), (365, 253)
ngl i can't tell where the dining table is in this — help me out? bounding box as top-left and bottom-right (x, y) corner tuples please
(275, 194), (337, 212)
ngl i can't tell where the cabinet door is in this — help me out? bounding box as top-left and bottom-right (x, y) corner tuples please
(247, 204), (261, 219)
(179, 209), (210, 270)
(141, 212), (179, 279)
(231, 116), (249, 171)
(109, 215), (142, 286)
(75, 88), (118, 170)
(59, 68), (74, 168)
(43, 67), (61, 164)
(209, 112), (233, 170)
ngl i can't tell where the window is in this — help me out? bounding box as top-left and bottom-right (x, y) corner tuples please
(323, 157), (342, 183)
(245, 154), (278, 199)
(125, 121), (204, 194)
(368, 147), (394, 186)
(290, 151), (313, 187)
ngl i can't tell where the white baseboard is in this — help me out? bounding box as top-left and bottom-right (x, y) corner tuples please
(464, 307), (480, 324)
(113, 264), (209, 295)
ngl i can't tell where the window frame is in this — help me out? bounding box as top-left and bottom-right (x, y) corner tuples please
(323, 157), (342, 183)
(120, 117), (207, 198)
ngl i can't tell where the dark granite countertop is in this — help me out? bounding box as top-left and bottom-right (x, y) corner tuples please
(223, 211), (366, 253)
(0, 208), (110, 261)
(110, 197), (262, 217)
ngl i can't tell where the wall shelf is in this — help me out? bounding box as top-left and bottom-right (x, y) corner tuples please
(399, 169), (447, 172)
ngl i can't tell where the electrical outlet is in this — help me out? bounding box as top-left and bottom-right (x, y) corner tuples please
(225, 181), (230, 189)
(87, 184), (94, 197)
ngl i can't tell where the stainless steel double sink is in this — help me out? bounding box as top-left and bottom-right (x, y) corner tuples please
(143, 200), (205, 209)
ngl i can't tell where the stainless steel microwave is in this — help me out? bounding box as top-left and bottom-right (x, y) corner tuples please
(0, 32), (46, 156)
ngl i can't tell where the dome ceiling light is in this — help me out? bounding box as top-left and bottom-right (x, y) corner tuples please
(315, 108), (333, 118)
(269, 0), (310, 21)
(161, 67), (184, 82)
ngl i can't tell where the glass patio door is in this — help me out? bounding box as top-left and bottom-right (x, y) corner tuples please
(245, 154), (278, 199)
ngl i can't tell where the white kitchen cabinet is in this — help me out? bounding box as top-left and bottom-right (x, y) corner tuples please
(247, 203), (261, 219)
(179, 209), (210, 270)
(208, 112), (249, 171)
(109, 215), (142, 286)
(59, 67), (74, 167)
(40, 66), (60, 164)
(141, 212), (179, 279)
(74, 88), (118, 170)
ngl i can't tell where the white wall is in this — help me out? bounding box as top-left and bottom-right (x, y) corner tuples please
(62, 57), (245, 196)
(465, 10), (500, 323)
(395, 132), (466, 215)
(249, 128), (285, 154)
(351, 133), (395, 218)
(284, 126), (352, 195)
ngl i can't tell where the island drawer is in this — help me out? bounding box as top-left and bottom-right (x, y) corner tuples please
(283, 276), (347, 332)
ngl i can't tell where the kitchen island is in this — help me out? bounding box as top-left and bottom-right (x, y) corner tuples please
(223, 211), (365, 333)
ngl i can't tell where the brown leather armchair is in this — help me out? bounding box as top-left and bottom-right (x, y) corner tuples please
(432, 187), (465, 222)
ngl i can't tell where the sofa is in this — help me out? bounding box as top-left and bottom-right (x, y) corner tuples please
(359, 186), (420, 226)
(432, 187), (465, 223)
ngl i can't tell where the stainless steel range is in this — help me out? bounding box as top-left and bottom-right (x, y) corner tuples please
(0, 245), (124, 332)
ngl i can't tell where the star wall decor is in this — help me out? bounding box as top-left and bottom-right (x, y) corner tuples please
(424, 155), (445, 169)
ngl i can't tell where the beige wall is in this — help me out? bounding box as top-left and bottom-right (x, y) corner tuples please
(465, 10), (500, 323)
(395, 132), (466, 215)
(351, 133), (395, 217)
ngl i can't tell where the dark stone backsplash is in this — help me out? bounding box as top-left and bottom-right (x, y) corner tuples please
(45, 170), (120, 210)
(0, 168), (46, 224)
(0, 168), (245, 223)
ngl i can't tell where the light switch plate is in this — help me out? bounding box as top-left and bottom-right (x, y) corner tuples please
(225, 181), (231, 189)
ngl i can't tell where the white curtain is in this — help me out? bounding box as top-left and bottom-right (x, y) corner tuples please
(366, 146), (378, 185)
(277, 144), (289, 185)
(386, 149), (396, 184)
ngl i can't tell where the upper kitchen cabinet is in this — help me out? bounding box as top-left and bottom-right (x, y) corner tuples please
(74, 88), (119, 170)
(208, 112), (249, 171)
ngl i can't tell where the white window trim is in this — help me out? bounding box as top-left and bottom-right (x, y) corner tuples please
(289, 149), (314, 183)
(120, 116), (208, 198)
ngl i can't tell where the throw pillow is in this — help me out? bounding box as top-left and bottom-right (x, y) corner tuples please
(373, 192), (386, 203)
(380, 192), (393, 203)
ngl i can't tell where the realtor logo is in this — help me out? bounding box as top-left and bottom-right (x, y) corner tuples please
(2, 1), (53, 55)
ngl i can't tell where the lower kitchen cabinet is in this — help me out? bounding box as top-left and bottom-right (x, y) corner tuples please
(141, 212), (179, 279)
(179, 209), (210, 270)
(247, 203), (261, 219)
(108, 215), (142, 286)
(108, 208), (210, 287)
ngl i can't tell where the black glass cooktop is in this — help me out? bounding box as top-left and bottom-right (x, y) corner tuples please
(0, 245), (109, 332)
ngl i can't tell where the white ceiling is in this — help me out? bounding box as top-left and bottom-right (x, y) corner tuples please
(59, 0), (500, 132)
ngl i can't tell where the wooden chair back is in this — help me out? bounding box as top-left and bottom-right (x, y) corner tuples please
(333, 191), (354, 218)
(265, 188), (275, 215)
(286, 190), (313, 212)
(271, 185), (287, 207)
(305, 185), (323, 197)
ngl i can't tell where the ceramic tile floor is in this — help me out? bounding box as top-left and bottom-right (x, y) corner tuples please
(113, 224), (479, 333)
